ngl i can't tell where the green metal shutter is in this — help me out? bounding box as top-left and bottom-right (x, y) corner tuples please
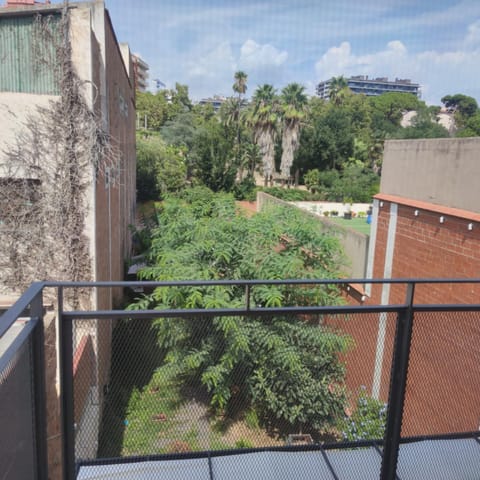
(0, 14), (60, 94)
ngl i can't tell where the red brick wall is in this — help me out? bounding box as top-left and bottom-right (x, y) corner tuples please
(371, 201), (480, 304)
(337, 199), (480, 435)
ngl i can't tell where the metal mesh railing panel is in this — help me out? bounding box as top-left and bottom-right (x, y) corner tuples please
(402, 310), (480, 438)
(70, 309), (397, 472)
(0, 335), (36, 479)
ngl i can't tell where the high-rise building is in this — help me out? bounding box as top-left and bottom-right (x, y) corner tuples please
(316, 75), (420, 100)
(131, 53), (149, 92)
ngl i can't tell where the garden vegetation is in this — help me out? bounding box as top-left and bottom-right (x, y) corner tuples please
(130, 188), (352, 434)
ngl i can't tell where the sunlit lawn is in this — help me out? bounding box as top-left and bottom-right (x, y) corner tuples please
(326, 217), (371, 235)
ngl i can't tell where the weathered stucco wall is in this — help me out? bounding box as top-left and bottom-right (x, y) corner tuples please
(381, 138), (480, 213)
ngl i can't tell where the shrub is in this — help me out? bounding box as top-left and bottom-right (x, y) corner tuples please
(339, 387), (387, 441)
(235, 439), (254, 449)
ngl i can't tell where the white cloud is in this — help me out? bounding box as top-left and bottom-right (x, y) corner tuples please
(314, 23), (480, 105)
(464, 20), (480, 49)
(180, 38), (290, 99)
(239, 39), (288, 70)
(187, 42), (236, 78)
(315, 40), (409, 80)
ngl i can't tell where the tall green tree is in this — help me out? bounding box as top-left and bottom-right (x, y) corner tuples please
(189, 119), (237, 192)
(441, 93), (479, 134)
(457, 111), (480, 137)
(233, 71), (248, 149)
(133, 189), (350, 432)
(233, 70), (248, 98)
(294, 105), (354, 174)
(166, 83), (193, 119)
(369, 92), (421, 127)
(136, 91), (169, 130)
(280, 83), (308, 178)
(329, 76), (349, 106)
(249, 84), (279, 185)
(441, 94), (478, 119)
(136, 134), (186, 201)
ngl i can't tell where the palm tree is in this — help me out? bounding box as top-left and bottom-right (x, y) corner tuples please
(329, 76), (349, 105)
(219, 97), (241, 128)
(233, 71), (248, 99)
(248, 84), (279, 185)
(232, 71), (248, 173)
(280, 83), (307, 179)
(241, 142), (261, 178)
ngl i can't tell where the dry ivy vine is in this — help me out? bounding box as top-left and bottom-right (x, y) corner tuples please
(0, 2), (119, 307)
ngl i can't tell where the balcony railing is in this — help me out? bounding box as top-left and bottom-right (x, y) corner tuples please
(1, 279), (480, 480)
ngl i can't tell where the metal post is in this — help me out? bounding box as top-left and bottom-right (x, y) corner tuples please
(31, 289), (48, 480)
(380, 282), (415, 480)
(58, 287), (76, 480)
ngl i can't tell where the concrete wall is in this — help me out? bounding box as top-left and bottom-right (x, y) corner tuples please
(381, 138), (480, 213)
(257, 193), (370, 278)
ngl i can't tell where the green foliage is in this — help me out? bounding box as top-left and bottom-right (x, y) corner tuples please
(456, 111), (480, 137)
(244, 408), (260, 429)
(189, 118), (238, 192)
(332, 165), (379, 203)
(369, 92), (422, 127)
(232, 175), (257, 201)
(265, 167), (378, 204)
(235, 438), (254, 449)
(338, 387), (387, 441)
(132, 188), (350, 432)
(136, 134), (186, 201)
(136, 91), (169, 130)
(261, 187), (313, 201)
(137, 79), (475, 203)
(304, 169), (321, 192)
(160, 112), (198, 150)
(441, 94), (478, 125)
(392, 106), (449, 140)
(295, 106), (355, 173)
(328, 76), (349, 106)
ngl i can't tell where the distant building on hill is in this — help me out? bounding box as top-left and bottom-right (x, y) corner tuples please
(316, 75), (420, 100)
(198, 95), (227, 112)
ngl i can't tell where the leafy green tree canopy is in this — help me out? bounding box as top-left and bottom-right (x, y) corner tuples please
(369, 92), (422, 127)
(136, 134), (186, 201)
(136, 91), (169, 130)
(441, 94), (478, 119)
(133, 189), (350, 432)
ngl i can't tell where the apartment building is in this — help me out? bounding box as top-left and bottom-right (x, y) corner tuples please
(317, 75), (420, 99)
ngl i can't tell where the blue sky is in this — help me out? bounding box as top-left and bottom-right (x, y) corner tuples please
(105, 0), (480, 105)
